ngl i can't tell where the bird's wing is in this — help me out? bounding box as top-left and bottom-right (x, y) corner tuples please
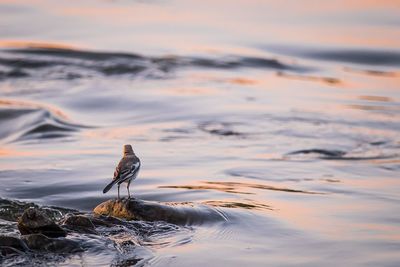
(114, 157), (140, 183)
(113, 157), (130, 179)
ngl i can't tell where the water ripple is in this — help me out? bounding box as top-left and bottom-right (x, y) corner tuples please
(160, 181), (323, 195)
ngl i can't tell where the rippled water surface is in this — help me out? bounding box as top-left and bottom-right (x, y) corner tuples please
(0, 0), (400, 266)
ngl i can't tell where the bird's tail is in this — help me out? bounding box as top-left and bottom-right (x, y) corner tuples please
(103, 180), (117, 194)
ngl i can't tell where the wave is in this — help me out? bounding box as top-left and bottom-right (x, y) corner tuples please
(285, 147), (399, 161)
(0, 46), (309, 81)
(286, 149), (346, 158)
(263, 45), (400, 67)
(0, 100), (87, 143)
(303, 49), (400, 66)
(198, 121), (245, 137)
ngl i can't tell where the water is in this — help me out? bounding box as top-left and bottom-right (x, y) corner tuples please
(0, 0), (400, 266)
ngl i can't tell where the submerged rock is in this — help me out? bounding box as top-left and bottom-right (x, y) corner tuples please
(18, 207), (67, 238)
(0, 246), (25, 257)
(21, 234), (83, 253)
(0, 235), (29, 256)
(94, 198), (226, 225)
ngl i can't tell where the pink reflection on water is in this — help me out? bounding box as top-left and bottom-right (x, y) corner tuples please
(271, 197), (400, 241)
(1, 0), (399, 52)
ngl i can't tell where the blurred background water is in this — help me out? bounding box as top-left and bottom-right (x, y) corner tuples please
(0, 0), (399, 266)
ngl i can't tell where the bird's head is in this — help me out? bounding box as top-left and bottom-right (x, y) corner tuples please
(123, 144), (134, 156)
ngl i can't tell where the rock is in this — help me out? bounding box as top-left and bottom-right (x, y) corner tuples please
(63, 215), (95, 229)
(22, 234), (83, 253)
(93, 198), (226, 225)
(0, 198), (41, 222)
(62, 215), (97, 234)
(18, 207), (66, 238)
(90, 215), (119, 227)
(0, 235), (29, 252)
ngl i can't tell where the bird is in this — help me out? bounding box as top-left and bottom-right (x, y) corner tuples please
(103, 144), (141, 200)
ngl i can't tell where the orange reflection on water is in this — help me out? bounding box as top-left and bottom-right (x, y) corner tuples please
(160, 181), (322, 196)
(0, 40), (77, 50)
(277, 72), (342, 86)
(228, 78), (257, 85)
(0, 147), (35, 157)
(203, 199), (273, 210)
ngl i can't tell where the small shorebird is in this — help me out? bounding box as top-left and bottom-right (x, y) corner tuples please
(103, 144), (141, 199)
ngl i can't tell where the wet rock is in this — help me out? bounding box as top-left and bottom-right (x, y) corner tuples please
(94, 198), (226, 225)
(18, 207), (66, 238)
(62, 215), (97, 234)
(0, 246), (25, 257)
(21, 234), (83, 253)
(0, 198), (39, 222)
(93, 198), (180, 222)
(90, 215), (122, 227)
(63, 215), (95, 229)
(0, 235), (29, 252)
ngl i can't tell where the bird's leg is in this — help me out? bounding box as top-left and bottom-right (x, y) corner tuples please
(117, 184), (120, 200)
(127, 181), (131, 199)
